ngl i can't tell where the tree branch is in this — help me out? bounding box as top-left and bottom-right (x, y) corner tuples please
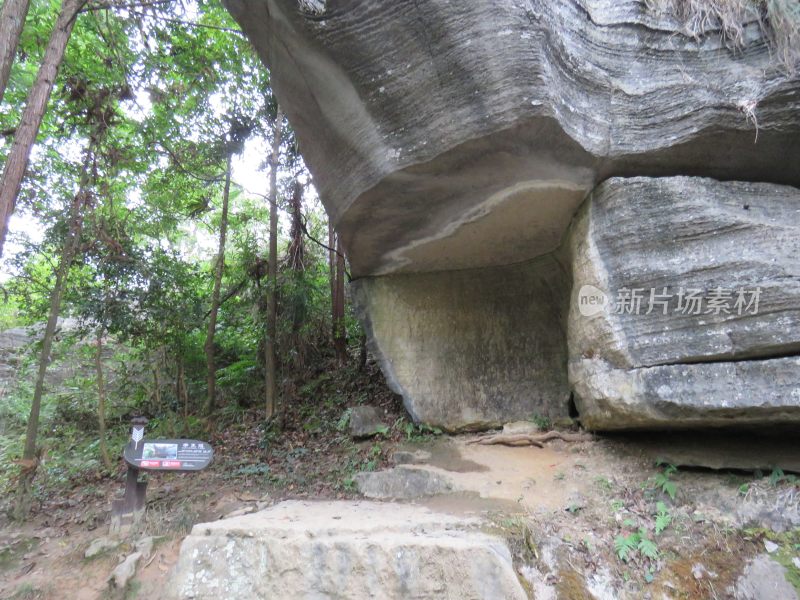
(81, 0), (171, 13)
(128, 10), (245, 36)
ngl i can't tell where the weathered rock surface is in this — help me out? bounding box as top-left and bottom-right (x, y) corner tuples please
(84, 536), (120, 559)
(169, 500), (527, 599)
(225, 0), (800, 432)
(225, 0), (800, 277)
(635, 432), (800, 474)
(348, 405), (386, 438)
(502, 421), (542, 436)
(110, 551), (142, 589)
(135, 536), (155, 561)
(353, 256), (570, 430)
(568, 177), (800, 430)
(734, 555), (798, 600)
(390, 448), (432, 465)
(0, 327), (33, 383)
(571, 356), (800, 430)
(569, 177), (800, 369)
(354, 465), (453, 500)
(0, 319), (88, 389)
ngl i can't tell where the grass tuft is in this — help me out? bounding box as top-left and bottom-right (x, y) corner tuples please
(650, 0), (800, 70)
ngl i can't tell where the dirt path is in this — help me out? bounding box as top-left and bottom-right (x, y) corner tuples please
(1, 431), (798, 599)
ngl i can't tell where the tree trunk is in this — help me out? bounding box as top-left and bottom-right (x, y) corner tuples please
(176, 353), (188, 435)
(0, 0), (32, 104)
(333, 238), (347, 364)
(13, 173), (85, 520)
(152, 350), (161, 414)
(287, 180), (304, 272)
(288, 180), (305, 369)
(328, 224), (335, 330)
(94, 330), (112, 471)
(0, 0), (86, 258)
(265, 107), (283, 422)
(204, 153), (232, 415)
(358, 332), (368, 371)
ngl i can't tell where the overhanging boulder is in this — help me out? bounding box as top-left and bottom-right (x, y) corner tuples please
(224, 0), (800, 431)
(224, 0), (800, 276)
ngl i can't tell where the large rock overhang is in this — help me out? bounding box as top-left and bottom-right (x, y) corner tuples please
(225, 0), (800, 277)
(224, 0), (800, 430)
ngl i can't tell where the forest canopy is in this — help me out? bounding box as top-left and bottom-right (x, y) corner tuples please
(0, 0), (367, 520)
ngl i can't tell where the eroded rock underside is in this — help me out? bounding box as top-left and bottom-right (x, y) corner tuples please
(224, 0), (800, 431)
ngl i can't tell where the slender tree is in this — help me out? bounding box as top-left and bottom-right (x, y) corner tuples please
(265, 107), (283, 421)
(204, 153), (232, 415)
(0, 0), (32, 103)
(13, 152), (90, 520)
(328, 223), (335, 319)
(0, 0), (87, 257)
(176, 349), (189, 434)
(332, 237), (347, 364)
(94, 331), (113, 471)
(286, 179), (306, 368)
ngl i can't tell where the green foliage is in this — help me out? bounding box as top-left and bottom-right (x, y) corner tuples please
(767, 467), (797, 486)
(0, 298), (23, 330)
(528, 414), (552, 430)
(595, 476), (613, 492)
(638, 535), (659, 560)
(654, 501), (672, 535)
(615, 527), (659, 562)
(0, 0), (385, 514)
(336, 408), (352, 432)
(614, 533), (638, 561)
(651, 462), (678, 500)
(398, 418), (442, 441)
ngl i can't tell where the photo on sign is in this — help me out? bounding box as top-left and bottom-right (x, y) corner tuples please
(142, 442), (178, 460)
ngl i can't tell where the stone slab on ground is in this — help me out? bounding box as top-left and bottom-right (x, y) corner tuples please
(348, 405), (386, 438)
(169, 500), (527, 600)
(84, 536), (120, 559)
(354, 465), (454, 500)
(110, 551), (142, 589)
(635, 432), (800, 473)
(734, 555), (799, 600)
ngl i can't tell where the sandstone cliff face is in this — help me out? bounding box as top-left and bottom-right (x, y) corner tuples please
(226, 0), (800, 430)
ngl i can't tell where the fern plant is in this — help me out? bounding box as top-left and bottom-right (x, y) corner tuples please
(615, 527), (660, 562)
(654, 502), (672, 535)
(652, 463), (678, 500)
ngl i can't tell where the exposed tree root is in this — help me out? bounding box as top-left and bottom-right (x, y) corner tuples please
(467, 430), (593, 447)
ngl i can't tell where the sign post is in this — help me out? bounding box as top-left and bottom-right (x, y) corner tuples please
(111, 417), (213, 533)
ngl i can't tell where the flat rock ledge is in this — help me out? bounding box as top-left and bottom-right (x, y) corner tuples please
(168, 500), (526, 600)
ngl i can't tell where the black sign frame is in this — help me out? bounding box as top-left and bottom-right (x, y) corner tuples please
(123, 438), (213, 472)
